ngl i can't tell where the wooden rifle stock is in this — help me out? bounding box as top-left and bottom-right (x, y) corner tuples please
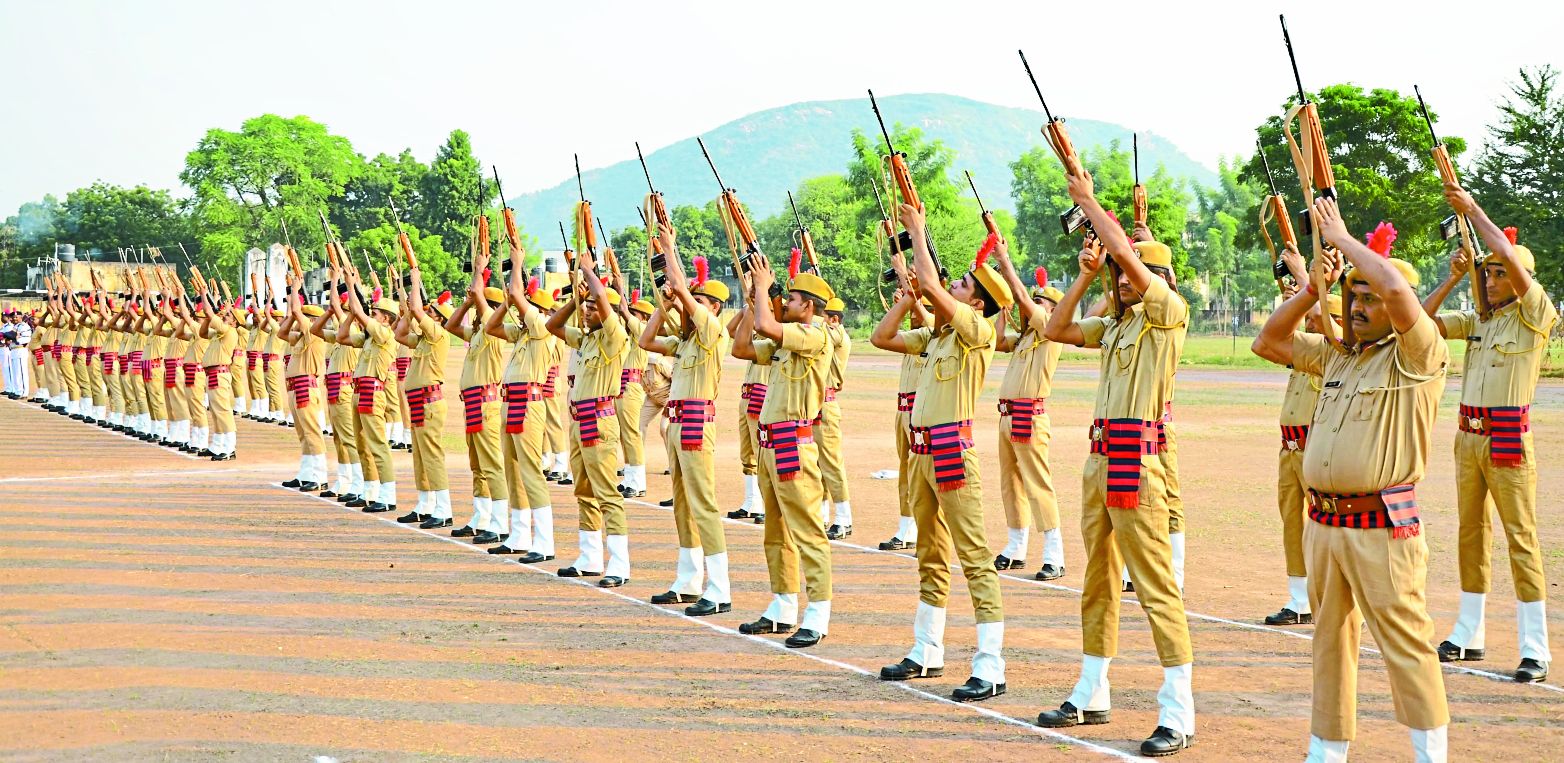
(1132, 185), (1148, 229)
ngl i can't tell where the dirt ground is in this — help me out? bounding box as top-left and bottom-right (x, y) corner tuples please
(2, 344), (1562, 762)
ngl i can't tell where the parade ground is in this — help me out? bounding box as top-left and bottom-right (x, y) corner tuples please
(3, 346), (1562, 761)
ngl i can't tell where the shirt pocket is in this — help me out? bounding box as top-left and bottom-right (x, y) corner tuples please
(1349, 367), (1389, 421)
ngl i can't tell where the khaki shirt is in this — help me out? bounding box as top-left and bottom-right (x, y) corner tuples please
(405, 314), (449, 389)
(182, 324), (208, 365)
(742, 358), (766, 385)
(202, 317), (238, 368)
(825, 322), (851, 390)
(353, 324), (396, 382)
(1079, 278), (1188, 423)
(1293, 313), (1448, 494)
(907, 303), (994, 427)
(286, 329), (326, 378)
(325, 333), (360, 378)
(623, 314), (648, 373)
(657, 307), (728, 401)
(461, 321), (509, 389)
(564, 311), (627, 401)
(1280, 366), (1323, 427)
(502, 309), (552, 385)
(997, 310), (1061, 400)
(754, 321), (829, 425)
(897, 327), (933, 395)
(1438, 283), (1557, 408)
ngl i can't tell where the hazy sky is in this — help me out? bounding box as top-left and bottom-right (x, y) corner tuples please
(2, 0), (1559, 216)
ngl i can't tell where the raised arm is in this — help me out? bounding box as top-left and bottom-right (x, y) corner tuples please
(731, 298), (758, 360)
(1044, 243), (1105, 346)
(870, 291), (915, 353)
(1421, 247), (1470, 338)
(1254, 253), (1341, 366)
(748, 254), (783, 342)
(1313, 197), (1422, 334)
(897, 203), (956, 325)
(1067, 170), (1157, 298)
(1446, 182), (1534, 298)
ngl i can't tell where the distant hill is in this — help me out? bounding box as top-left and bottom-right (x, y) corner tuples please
(509, 93), (1218, 233)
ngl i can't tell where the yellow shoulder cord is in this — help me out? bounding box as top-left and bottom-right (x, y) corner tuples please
(1308, 373), (1323, 393)
(1359, 341), (1447, 393)
(1111, 312), (1186, 370)
(1494, 307), (1556, 355)
(933, 323), (992, 382)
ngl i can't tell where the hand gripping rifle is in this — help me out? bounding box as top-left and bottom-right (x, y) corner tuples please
(787, 191), (819, 273)
(699, 137), (763, 282)
(870, 178), (908, 296)
(1258, 138), (1300, 292)
(1278, 15), (1348, 349)
(1416, 85), (1487, 317)
(636, 142), (673, 288)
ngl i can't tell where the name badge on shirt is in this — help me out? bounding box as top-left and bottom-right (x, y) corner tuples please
(1324, 380), (1342, 389)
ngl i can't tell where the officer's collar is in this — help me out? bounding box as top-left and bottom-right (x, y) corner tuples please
(1486, 296), (1518, 314)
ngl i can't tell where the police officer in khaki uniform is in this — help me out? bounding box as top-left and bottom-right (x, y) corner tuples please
(319, 270), (363, 502)
(732, 255), (834, 647)
(990, 253), (1065, 579)
(241, 308), (262, 419)
(1423, 184), (1556, 683)
(174, 289), (211, 454)
(877, 288), (930, 552)
(445, 245), (511, 538)
(1036, 170), (1194, 756)
(199, 290), (240, 461)
(1264, 247), (1341, 627)
(728, 352), (765, 521)
(548, 246), (631, 587)
(484, 262), (558, 561)
(1254, 196), (1451, 763)
(819, 297), (853, 538)
(617, 292), (651, 499)
(394, 269), (452, 527)
(340, 270), (399, 513)
(542, 324), (571, 483)
(641, 241), (733, 616)
(279, 283), (329, 491)
(872, 202), (1010, 702)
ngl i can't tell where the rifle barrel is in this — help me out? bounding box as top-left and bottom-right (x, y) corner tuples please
(868, 89), (896, 154)
(869, 178), (889, 218)
(574, 154), (587, 201)
(1133, 134), (1140, 186)
(1017, 50), (1053, 122)
(635, 142), (656, 192)
(637, 207), (648, 226)
(1280, 15), (1308, 104)
(964, 170), (987, 215)
(788, 191), (804, 229)
(492, 165), (508, 207)
(558, 221), (570, 249)
(1258, 138), (1280, 197)
(696, 137), (727, 192)
(1414, 85), (1440, 145)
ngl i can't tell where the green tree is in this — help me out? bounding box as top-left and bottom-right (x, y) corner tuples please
(60, 183), (193, 262)
(417, 130), (488, 261)
(345, 222), (459, 296)
(1186, 157), (1271, 311)
(337, 150), (427, 243)
(1468, 65), (1564, 292)
(1, 195), (64, 285)
(1246, 85), (1464, 279)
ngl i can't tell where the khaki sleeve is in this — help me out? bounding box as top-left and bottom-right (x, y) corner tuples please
(1291, 332), (1329, 377)
(367, 322), (393, 346)
(653, 336), (679, 355)
(502, 322), (522, 343)
(780, 323), (826, 356)
(753, 337), (777, 366)
(1520, 282), (1559, 331)
(1436, 310), (1476, 341)
(1027, 309), (1049, 336)
(1396, 311), (1447, 376)
(415, 314), (444, 342)
(950, 303), (993, 348)
(525, 313), (551, 340)
(1140, 277), (1189, 327)
(897, 328), (931, 356)
(1078, 316), (1111, 349)
(563, 325), (584, 350)
(600, 312), (628, 357)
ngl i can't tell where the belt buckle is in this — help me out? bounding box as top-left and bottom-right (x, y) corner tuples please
(1285, 440), (1300, 451)
(912, 430), (928, 447)
(1090, 424), (1104, 442)
(1316, 494), (1338, 514)
(1468, 416), (1484, 430)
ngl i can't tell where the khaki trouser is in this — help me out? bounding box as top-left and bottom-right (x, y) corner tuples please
(130, 371), (147, 416)
(245, 356), (263, 404)
(618, 381), (645, 467)
(144, 368), (166, 424)
(206, 370), (235, 434)
(738, 408), (757, 476)
(107, 366), (123, 414)
(328, 391), (359, 465)
(758, 437), (831, 600)
(509, 399), (550, 509)
(999, 411), (1058, 532)
(572, 411), (625, 534)
(909, 448), (1003, 623)
(410, 396), (448, 491)
(61, 356), (80, 402)
(355, 386), (391, 483)
(545, 391), (567, 454)
(817, 399), (850, 504)
(290, 380), (325, 456)
(165, 369), (188, 423)
(1080, 453), (1192, 667)
(1161, 422), (1183, 534)
(387, 371), (408, 430)
(895, 412), (913, 518)
(465, 397), (504, 500)
(88, 360), (105, 406)
(668, 414), (727, 554)
(186, 381), (207, 431)
(1455, 430), (1545, 601)
(265, 358), (284, 415)
(640, 398), (666, 465)
(502, 425), (522, 509)
(1277, 447), (1309, 578)
(1306, 519), (1449, 739)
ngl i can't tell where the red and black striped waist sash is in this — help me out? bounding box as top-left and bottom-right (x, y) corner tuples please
(406, 385), (443, 428)
(1281, 424), (1310, 451)
(1308, 484), (1421, 538)
(669, 399), (716, 451)
(619, 367), (643, 395)
(262, 352), (279, 370)
(33, 347), (46, 365)
(1089, 418), (1162, 509)
(742, 382), (768, 419)
(758, 420), (813, 481)
(287, 374), (318, 407)
(461, 384), (501, 434)
(571, 396), (616, 446)
(502, 382), (541, 433)
(824, 387), (839, 403)
(164, 359), (180, 388)
(542, 366), (559, 397)
(325, 372), (352, 404)
(999, 398), (1045, 443)
(354, 376), (384, 413)
(245, 350), (260, 370)
(141, 357), (158, 382)
(1458, 404), (1529, 466)
(896, 391), (916, 413)
(183, 362), (201, 387)
(909, 421), (975, 492)
(394, 356), (411, 382)
(204, 365), (230, 389)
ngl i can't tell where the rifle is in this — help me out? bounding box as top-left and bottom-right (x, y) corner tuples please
(787, 191), (819, 273)
(1257, 137), (1300, 292)
(1416, 85), (1487, 317)
(559, 221), (584, 327)
(387, 197), (418, 270)
(964, 170), (1002, 241)
(698, 136), (763, 279)
(1018, 51), (1093, 238)
(572, 154), (598, 257)
(1278, 15), (1348, 349)
(596, 218), (621, 282)
(636, 142), (672, 288)
(869, 90), (945, 274)
(491, 166), (520, 273)
(1132, 134), (1148, 229)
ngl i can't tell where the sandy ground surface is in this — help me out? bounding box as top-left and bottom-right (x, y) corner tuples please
(2, 347), (1562, 762)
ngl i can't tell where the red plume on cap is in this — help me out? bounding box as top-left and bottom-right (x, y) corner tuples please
(1364, 222), (1397, 257)
(437, 290), (453, 305)
(481, 267), (493, 284)
(788, 248), (802, 280)
(551, 288), (561, 300)
(631, 288), (641, 304)
(600, 275), (609, 286)
(1503, 226), (1519, 245)
(974, 232), (998, 268)
(526, 276), (540, 294)
(1035, 266), (1049, 288)
(693, 256), (709, 286)
(371, 287), (383, 302)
